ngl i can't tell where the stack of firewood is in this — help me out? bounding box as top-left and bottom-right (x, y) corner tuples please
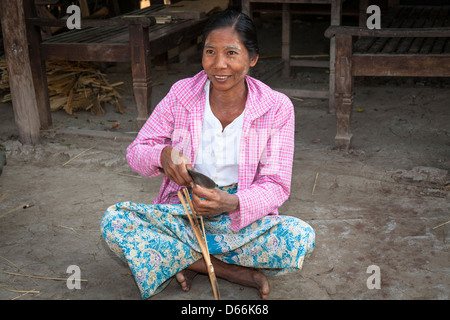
(0, 60), (10, 102)
(0, 60), (125, 116)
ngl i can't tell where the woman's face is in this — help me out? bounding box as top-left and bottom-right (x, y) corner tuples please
(202, 27), (258, 94)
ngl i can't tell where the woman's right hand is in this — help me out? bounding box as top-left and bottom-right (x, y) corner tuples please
(160, 146), (194, 187)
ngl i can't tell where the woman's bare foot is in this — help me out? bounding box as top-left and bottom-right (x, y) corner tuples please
(225, 266), (270, 299)
(175, 269), (198, 292)
(184, 257), (270, 299)
(251, 270), (270, 300)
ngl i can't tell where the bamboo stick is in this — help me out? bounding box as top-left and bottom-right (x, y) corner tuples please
(62, 146), (95, 167)
(1, 286), (40, 294)
(432, 220), (450, 230)
(178, 189), (220, 300)
(4, 271), (88, 282)
(312, 172), (319, 195)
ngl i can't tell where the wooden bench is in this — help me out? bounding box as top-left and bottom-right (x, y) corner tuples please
(325, 5), (450, 149)
(24, 1), (208, 129)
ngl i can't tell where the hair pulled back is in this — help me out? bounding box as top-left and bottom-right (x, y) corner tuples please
(202, 9), (259, 59)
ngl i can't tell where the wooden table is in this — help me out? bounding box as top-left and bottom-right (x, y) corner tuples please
(242, 0), (344, 113)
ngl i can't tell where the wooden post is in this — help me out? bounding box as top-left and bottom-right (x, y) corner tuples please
(334, 34), (353, 149)
(241, 0), (251, 17)
(79, 0), (90, 17)
(23, 0), (52, 130)
(328, 0), (343, 114)
(358, 0), (369, 28)
(0, 0), (41, 144)
(281, 3), (291, 78)
(129, 23), (152, 128)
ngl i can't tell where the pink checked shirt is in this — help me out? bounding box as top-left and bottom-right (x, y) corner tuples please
(126, 71), (295, 231)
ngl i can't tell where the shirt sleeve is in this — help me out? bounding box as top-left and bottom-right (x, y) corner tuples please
(229, 94), (295, 231)
(126, 89), (176, 178)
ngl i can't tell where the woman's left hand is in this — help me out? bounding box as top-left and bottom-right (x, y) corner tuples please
(191, 184), (239, 217)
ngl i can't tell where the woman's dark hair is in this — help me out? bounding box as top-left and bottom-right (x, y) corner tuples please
(202, 10), (259, 58)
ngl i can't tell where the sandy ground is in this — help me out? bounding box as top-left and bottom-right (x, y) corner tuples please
(0, 16), (449, 301)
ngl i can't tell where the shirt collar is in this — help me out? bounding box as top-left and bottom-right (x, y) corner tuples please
(182, 71), (272, 122)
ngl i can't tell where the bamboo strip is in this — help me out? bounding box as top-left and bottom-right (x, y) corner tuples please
(432, 220), (450, 230)
(62, 146), (95, 167)
(178, 189), (220, 300)
(1, 286), (40, 294)
(4, 271), (88, 282)
(312, 172), (319, 195)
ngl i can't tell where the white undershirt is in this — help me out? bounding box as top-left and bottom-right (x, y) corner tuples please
(193, 80), (244, 187)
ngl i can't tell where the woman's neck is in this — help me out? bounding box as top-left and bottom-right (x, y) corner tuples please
(209, 81), (247, 130)
(209, 81), (247, 113)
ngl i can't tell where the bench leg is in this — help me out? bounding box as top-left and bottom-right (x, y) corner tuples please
(335, 93), (353, 149)
(132, 70), (152, 129)
(334, 34), (353, 149)
(328, 0), (343, 114)
(129, 25), (152, 129)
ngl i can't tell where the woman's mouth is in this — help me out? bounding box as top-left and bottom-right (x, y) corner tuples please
(214, 75), (230, 82)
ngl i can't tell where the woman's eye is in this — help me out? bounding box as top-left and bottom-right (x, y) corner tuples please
(205, 49), (214, 54)
(228, 51), (237, 55)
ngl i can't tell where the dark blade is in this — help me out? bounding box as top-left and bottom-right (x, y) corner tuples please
(187, 168), (216, 189)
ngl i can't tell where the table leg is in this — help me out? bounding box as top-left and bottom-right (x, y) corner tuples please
(281, 3), (291, 78)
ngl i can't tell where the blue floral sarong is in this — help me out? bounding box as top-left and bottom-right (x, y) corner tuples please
(100, 184), (315, 299)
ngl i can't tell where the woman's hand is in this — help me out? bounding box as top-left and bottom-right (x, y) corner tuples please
(191, 184), (239, 217)
(160, 146), (193, 187)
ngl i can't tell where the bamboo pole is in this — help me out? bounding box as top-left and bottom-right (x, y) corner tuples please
(178, 189), (220, 300)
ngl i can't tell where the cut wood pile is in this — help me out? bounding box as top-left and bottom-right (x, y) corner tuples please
(0, 60), (125, 116)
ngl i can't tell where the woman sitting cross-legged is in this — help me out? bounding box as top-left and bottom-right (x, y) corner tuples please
(100, 9), (315, 300)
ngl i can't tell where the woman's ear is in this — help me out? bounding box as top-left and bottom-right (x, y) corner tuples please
(250, 54), (259, 68)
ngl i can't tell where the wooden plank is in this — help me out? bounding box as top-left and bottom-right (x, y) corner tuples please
(27, 16), (156, 28)
(325, 26), (450, 38)
(378, 6), (416, 54)
(151, 10), (206, 20)
(275, 88), (328, 99)
(352, 54), (450, 77)
(366, 6), (419, 53)
(395, 7), (427, 54)
(41, 43), (131, 62)
(430, 7), (450, 54)
(158, 0), (229, 17)
(43, 25), (129, 44)
(290, 59), (329, 68)
(420, 7), (448, 54)
(147, 18), (208, 56)
(0, 0), (41, 144)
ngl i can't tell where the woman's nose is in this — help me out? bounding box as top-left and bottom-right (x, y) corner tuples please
(214, 53), (227, 69)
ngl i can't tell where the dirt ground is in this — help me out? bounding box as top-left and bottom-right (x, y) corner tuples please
(0, 16), (449, 301)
